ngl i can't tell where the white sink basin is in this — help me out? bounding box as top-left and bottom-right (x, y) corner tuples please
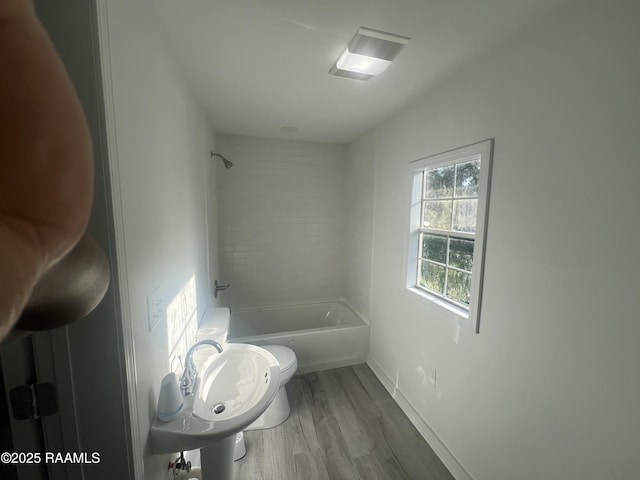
(151, 343), (280, 454)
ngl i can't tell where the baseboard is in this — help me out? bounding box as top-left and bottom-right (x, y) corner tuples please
(367, 355), (475, 480)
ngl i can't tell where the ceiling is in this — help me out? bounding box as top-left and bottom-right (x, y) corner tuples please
(150, 0), (572, 144)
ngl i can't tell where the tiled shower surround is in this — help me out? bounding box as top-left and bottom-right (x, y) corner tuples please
(214, 134), (350, 308)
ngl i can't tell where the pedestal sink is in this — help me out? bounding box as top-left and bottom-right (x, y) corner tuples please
(151, 343), (281, 480)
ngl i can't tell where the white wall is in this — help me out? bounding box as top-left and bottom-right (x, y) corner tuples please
(344, 131), (376, 320)
(366, 1), (640, 479)
(103, 1), (217, 478)
(215, 134), (346, 307)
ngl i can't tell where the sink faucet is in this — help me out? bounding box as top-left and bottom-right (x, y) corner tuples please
(180, 340), (223, 396)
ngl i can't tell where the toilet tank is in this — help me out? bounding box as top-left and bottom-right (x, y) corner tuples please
(197, 307), (230, 344)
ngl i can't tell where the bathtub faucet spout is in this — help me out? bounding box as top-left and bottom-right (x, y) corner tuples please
(214, 280), (230, 298)
(180, 340), (223, 396)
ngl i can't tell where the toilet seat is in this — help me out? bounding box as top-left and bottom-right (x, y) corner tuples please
(261, 345), (297, 374)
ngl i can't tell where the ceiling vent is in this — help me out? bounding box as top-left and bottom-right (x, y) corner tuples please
(329, 27), (410, 80)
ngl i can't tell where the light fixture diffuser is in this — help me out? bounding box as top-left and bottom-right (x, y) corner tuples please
(336, 49), (392, 76)
(329, 27), (410, 80)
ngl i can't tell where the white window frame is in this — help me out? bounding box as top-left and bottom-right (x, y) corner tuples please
(406, 139), (493, 333)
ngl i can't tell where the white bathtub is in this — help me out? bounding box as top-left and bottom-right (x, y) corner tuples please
(228, 300), (369, 374)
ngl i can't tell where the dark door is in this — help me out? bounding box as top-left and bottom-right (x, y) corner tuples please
(0, 337), (48, 480)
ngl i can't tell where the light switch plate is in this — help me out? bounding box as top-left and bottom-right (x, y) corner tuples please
(147, 287), (165, 331)
(425, 364), (437, 388)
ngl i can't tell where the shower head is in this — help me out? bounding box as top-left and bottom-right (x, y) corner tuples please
(210, 152), (233, 169)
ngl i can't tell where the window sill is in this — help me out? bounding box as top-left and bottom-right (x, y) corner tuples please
(406, 286), (469, 321)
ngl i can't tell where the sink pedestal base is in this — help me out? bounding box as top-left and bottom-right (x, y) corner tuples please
(200, 435), (236, 480)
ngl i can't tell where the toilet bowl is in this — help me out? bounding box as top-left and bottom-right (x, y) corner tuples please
(244, 344), (297, 431)
(196, 308), (298, 455)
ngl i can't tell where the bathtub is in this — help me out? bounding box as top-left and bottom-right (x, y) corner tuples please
(228, 300), (369, 374)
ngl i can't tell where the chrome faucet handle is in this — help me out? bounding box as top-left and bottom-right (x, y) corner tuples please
(179, 364), (195, 396)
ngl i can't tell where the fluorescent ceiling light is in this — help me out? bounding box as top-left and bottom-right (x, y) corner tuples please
(336, 49), (392, 76)
(329, 27), (410, 81)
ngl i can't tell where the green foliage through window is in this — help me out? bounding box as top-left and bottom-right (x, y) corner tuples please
(408, 139), (493, 333)
(417, 157), (480, 308)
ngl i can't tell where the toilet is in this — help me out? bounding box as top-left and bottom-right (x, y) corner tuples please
(244, 344), (297, 430)
(196, 308), (298, 458)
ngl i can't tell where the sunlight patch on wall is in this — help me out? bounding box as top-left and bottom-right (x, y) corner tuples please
(166, 275), (198, 373)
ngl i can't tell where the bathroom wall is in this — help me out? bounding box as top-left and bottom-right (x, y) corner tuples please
(365, 1), (640, 479)
(344, 131), (376, 320)
(102, 1), (217, 478)
(215, 134), (346, 308)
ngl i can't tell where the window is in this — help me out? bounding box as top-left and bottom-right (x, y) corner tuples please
(406, 139), (493, 332)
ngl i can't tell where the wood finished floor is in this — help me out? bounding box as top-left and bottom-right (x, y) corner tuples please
(234, 364), (455, 480)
